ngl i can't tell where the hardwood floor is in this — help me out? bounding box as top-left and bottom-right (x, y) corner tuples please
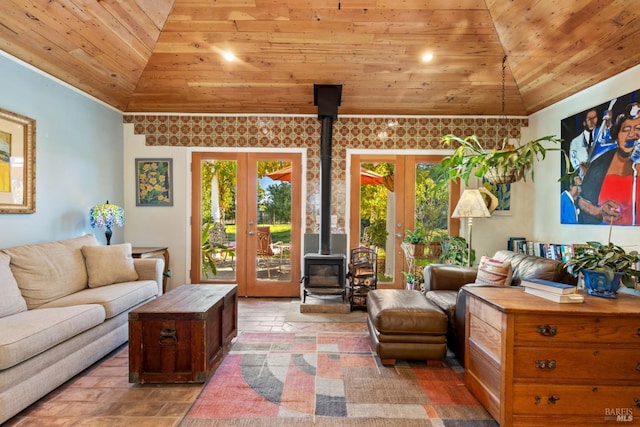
(5, 298), (367, 426)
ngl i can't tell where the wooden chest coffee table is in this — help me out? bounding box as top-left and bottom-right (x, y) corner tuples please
(128, 284), (237, 384)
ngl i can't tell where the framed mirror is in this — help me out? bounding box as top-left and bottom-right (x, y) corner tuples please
(0, 108), (36, 213)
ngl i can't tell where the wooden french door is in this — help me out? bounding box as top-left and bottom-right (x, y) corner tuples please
(348, 154), (459, 289)
(191, 152), (302, 297)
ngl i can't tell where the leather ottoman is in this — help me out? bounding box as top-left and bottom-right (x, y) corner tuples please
(366, 289), (448, 365)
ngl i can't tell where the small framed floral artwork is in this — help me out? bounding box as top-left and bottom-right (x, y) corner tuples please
(481, 178), (512, 215)
(135, 158), (173, 206)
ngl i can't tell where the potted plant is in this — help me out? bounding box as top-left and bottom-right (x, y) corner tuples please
(565, 241), (640, 298)
(402, 228), (427, 257)
(438, 235), (475, 266)
(434, 133), (565, 186)
(402, 271), (419, 291)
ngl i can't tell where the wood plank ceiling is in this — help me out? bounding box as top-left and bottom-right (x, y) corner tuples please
(1, 0), (640, 116)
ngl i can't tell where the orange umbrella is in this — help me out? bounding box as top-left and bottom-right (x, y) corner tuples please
(265, 165), (383, 185)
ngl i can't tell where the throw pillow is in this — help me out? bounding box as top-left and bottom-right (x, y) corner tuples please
(82, 243), (139, 288)
(4, 234), (96, 309)
(0, 252), (28, 317)
(476, 255), (513, 286)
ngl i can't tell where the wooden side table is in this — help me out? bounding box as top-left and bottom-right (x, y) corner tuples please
(132, 246), (170, 294)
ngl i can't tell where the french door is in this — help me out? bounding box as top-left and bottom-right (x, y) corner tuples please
(191, 152), (302, 297)
(348, 154), (459, 289)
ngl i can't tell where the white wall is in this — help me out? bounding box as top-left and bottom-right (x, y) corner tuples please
(0, 52), (124, 247)
(530, 64), (640, 252)
(123, 125), (188, 291)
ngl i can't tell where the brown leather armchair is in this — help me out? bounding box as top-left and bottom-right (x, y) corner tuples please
(423, 250), (576, 366)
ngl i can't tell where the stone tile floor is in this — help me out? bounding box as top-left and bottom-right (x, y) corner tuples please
(5, 298), (368, 426)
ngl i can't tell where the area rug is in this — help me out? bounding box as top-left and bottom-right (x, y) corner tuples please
(180, 332), (497, 426)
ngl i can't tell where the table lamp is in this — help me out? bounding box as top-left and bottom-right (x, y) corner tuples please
(451, 189), (493, 266)
(90, 201), (124, 245)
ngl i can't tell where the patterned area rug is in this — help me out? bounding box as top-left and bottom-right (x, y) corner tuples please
(180, 332), (497, 426)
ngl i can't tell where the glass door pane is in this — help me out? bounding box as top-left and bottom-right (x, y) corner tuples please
(255, 159), (292, 282)
(201, 158), (237, 281)
(359, 161), (396, 285)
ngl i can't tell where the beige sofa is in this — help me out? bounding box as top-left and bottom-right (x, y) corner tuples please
(0, 234), (164, 423)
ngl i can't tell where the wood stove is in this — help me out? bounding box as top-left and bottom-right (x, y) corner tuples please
(302, 253), (346, 303)
(301, 84), (347, 303)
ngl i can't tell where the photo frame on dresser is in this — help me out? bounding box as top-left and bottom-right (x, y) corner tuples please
(0, 108), (36, 213)
(135, 158), (173, 206)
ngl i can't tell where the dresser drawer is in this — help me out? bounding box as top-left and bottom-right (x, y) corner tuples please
(512, 384), (640, 417)
(514, 347), (640, 381)
(469, 311), (502, 361)
(514, 314), (640, 344)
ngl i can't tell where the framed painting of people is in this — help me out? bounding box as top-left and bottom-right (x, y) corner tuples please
(560, 89), (640, 226)
(0, 108), (35, 214)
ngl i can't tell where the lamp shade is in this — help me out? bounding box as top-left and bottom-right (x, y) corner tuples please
(90, 201), (124, 245)
(452, 189), (492, 219)
(90, 201), (124, 228)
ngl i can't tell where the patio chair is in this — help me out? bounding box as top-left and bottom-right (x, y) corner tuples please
(208, 222), (236, 263)
(256, 226), (281, 277)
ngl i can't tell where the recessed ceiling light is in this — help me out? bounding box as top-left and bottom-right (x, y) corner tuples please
(222, 51), (236, 62)
(421, 52), (433, 62)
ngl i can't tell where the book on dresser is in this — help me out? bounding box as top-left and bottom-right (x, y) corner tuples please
(520, 278), (577, 294)
(524, 286), (585, 303)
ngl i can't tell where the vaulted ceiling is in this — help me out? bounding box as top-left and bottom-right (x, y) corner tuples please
(1, 1), (640, 116)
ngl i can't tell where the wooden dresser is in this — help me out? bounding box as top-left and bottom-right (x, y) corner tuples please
(464, 286), (640, 426)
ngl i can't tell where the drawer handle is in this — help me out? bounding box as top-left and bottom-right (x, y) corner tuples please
(534, 396), (541, 405)
(159, 328), (177, 346)
(547, 395), (560, 404)
(537, 325), (557, 337)
(535, 359), (556, 370)
(637, 362), (640, 372)
(635, 398), (640, 408)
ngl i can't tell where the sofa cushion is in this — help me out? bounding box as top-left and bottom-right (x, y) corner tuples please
(367, 289), (447, 335)
(0, 304), (105, 370)
(81, 243), (139, 288)
(38, 280), (157, 319)
(492, 250), (573, 285)
(425, 290), (457, 322)
(2, 234), (96, 309)
(0, 253), (27, 318)
(475, 255), (513, 286)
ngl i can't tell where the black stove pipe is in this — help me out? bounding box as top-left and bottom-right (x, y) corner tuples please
(319, 116), (333, 255)
(314, 84), (342, 255)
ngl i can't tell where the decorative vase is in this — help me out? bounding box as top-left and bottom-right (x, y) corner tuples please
(581, 269), (624, 299)
(485, 165), (525, 184)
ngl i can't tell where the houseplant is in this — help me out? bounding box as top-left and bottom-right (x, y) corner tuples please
(402, 271), (420, 291)
(438, 235), (475, 266)
(565, 241), (640, 298)
(402, 228), (427, 257)
(434, 133), (564, 186)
